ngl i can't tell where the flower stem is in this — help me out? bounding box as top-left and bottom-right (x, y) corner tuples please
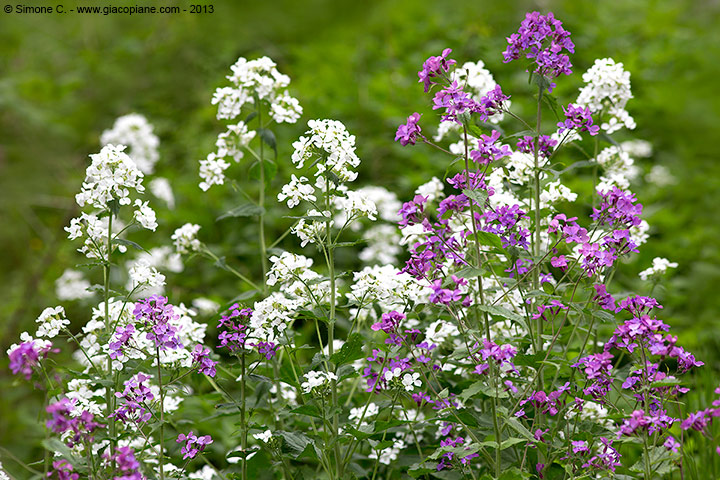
(257, 105), (269, 294)
(156, 347), (165, 480)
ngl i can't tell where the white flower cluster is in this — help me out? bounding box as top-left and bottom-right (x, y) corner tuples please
(65, 378), (106, 416)
(369, 437), (406, 465)
(212, 56), (302, 124)
(301, 370), (337, 394)
(355, 186), (401, 222)
(540, 179), (578, 207)
(359, 224), (402, 265)
(347, 265), (430, 320)
(127, 261), (166, 294)
(65, 213), (123, 259)
(172, 223), (202, 254)
(435, 60), (506, 141)
(334, 190), (378, 222)
(100, 114), (160, 174)
(75, 144), (145, 209)
(35, 306), (69, 339)
(215, 121), (257, 162)
(249, 292), (304, 344)
(56, 269), (93, 301)
(148, 177), (175, 209)
(6, 332), (52, 360)
(415, 177), (445, 203)
(277, 174), (316, 208)
(266, 251), (328, 300)
(291, 119), (360, 182)
(198, 153), (231, 192)
(639, 257), (678, 281)
(348, 402), (380, 422)
(576, 58), (636, 134)
(593, 146), (640, 193)
(253, 430), (273, 443)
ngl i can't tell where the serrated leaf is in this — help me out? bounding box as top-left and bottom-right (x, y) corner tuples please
(258, 128), (277, 154)
(454, 266), (485, 279)
(291, 404), (324, 419)
(277, 431), (314, 458)
(217, 203), (265, 220)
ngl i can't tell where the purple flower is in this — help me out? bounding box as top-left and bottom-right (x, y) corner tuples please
(255, 341), (277, 360)
(8, 339), (52, 380)
(433, 82), (476, 123)
(133, 295), (183, 351)
(398, 194), (428, 228)
(572, 352), (614, 399)
(418, 48), (456, 92)
(516, 135), (557, 158)
(46, 460), (79, 480)
(103, 446), (142, 480)
(469, 130), (511, 164)
(177, 431), (214, 460)
(581, 437), (621, 472)
(395, 112), (423, 146)
(111, 372), (155, 424)
(109, 324), (135, 360)
(46, 398), (104, 448)
(371, 311), (405, 333)
(591, 187), (643, 229)
(557, 104), (599, 136)
(191, 344), (217, 377)
(664, 436), (680, 453)
(572, 440), (590, 454)
(217, 303), (253, 352)
(502, 11), (574, 90)
(473, 85), (510, 121)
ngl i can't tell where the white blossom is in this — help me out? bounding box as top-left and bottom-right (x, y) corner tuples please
(639, 257), (678, 281)
(415, 177), (445, 203)
(199, 152), (230, 191)
(149, 177), (175, 209)
(133, 199), (158, 231)
(35, 306), (68, 338)
(576, 58), (635, 133)
(401, 372), (422, 392)
(172, 223), (202, 254)
(301, 370), (337, 394)
(75, 144), (145, 209)
(100, 114), (160, 174)
(55, 269), (93, 301)
(253, 430), (273, 443)
(278, 174), (316, 208)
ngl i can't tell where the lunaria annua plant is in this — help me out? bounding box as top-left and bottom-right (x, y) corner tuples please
(5, 10), (716, 480)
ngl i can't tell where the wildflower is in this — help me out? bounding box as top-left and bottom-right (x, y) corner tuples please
(35, 306), (68, 339)
(395, 112), (423, 146)
(198, 152), (230, 191)
(278, 174), (316, 208)
(402, 372), (422, 391)
(101, 113), (160, 174)
(469, 130), (512, 164)
(46, 460), (79, 480)
(254, 430), (272, 443)
(75, 144), (145, 209)
(7, 336), (53, 380)
(191, 344), (217, 377)
(177, 431), (214, 460)
(418, 48), (456, 92)
(639, 257), (679, 281)
(557, 104), (599, 136)
(301, 370), (337, 394)
(502, 11), (574, 89)
(172, 223), (202, 254)
(55, 269), (93, 301)
(133, 295), (183, 351)
(576, 58), (635, 133)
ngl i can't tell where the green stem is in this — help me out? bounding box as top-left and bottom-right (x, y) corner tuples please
(156, 348), (165, 480)
(240, 351), (248, 480)
(104, 211), (117, 457)
(257, 105), (269, 293)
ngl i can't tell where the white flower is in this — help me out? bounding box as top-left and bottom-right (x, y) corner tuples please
(133, 246), (183, 273)
(301, 370), (337, 394)
(100, 114), (160, 174)
(415, 177), (445, 203)
(384, 367), (402, 382)
(335, 190), (377, 221)
(35, 306), (68, 338)
(359, 225), (402, 265)
(401, 372), (422, 392)
(645, 165), (675, 187)
(355, 186), (401, 222)
(56, 269), (93, 301)
(540, 180), (578, 207)
(291, 119), (360, 183)
(215, 121), (257, 161)
(172, 223), (201, 254)
(149, 177), (175, 209)
(192, 297), (220, 315)
(253, 430), (273, 443)
(639, 257), (678, 281)
(75, 144), (145, 209)
(576, 58), (635, 133)
(369, 437), (406, 465)
(199, 152), (230, 191)
(349, 402), (380, 421)
(212, 56), (302, 124)
(128, 260), (166, 292)
(278, 174), (316, 208)
(292, 209), (331, 247)
(133, 199), (158, 231)
(267, 252), (315, 287)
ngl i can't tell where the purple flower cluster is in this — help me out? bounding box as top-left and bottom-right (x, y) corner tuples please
(109, 324), (135, 360)
(516, 135), (557, 158)
(133, 295), (183, 351)
(437, 436), (478, 471)
(581, 437), (621, 472)
(433, 81), (477, 123)
(517, 382), (571, 417)
(502, 11), (574, 89)
(111, 372), (155, 424)
(8, 339), (53, 380)
(398, 194), (428, 228)
(429, 276), (471, 306)
(532, 300), (569, 322)
(177, 431), (213, 460)
(395, 112), (423, 146)
(474, 85), (510, 122)
(46, 398), (104, 447)
(46, 460), (78, 480)
(469, 130), (512, 164)
(591, 187), (643, 228)
(481, 204), (530, 249)
(572, 352), (613, 400)
(217, 303), (253, 352)
(103, 446), (144, 480)
(557, 104), (599, 136)
(371, 310), (405, 334)
(418, 48), (456, 92)
(191, 344), (217, 377)
(473, 338), (518, 375)
(618, 409), (675, 437)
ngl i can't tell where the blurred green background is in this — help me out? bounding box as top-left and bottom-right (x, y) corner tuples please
(1, 0), (719, 474)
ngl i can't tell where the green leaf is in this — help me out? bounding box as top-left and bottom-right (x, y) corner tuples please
(291, 404), (324, 419)
(249, 158), (277, 184)
(277, 431), (314, 458)
(477, 304), (524, 324)
(473, 230), (504, 249)
(258, 128), (277, 155)
(408, 463), (435, 478)
(330, 333), (364, 367)
(463, 188), (488, 206)
(217, 202), (266, 220)
(467, 123), (485, 139)
(112, 238), (147, 253)
(498, 467), (531, 480)
(454, 266), (485, 279)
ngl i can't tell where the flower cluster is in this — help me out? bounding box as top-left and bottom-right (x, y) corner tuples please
(177, 431), (213, 460)
(100, 113), (160, 174)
